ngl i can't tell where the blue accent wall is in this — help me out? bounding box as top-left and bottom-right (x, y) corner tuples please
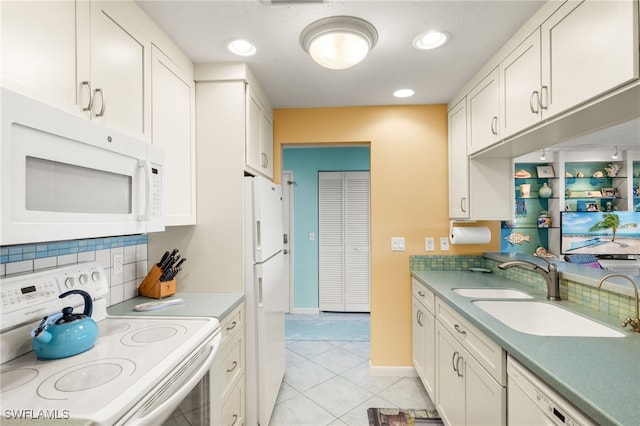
(283, 146), (370, 309)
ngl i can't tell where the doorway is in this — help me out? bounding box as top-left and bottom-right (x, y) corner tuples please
(281, 146), (370, 313)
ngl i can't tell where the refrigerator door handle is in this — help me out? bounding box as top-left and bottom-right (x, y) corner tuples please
(256, 220), (262, 253)
(258, 276), (263, 307)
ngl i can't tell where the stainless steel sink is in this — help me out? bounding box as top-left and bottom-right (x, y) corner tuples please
(453, 288), (533, 299)
(473, 300), (625, 337)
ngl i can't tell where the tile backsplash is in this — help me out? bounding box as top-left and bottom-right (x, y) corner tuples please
(1, 235), (148, 306)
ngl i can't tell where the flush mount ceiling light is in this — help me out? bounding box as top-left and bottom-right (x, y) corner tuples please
(227, 39), (257, 57)
(300, 16), (378, 70)
(611, 145), (620, 159)
(393, 89), (415, 98)
(413, 31), (449, 50)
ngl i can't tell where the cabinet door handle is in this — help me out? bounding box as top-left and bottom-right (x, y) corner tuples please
(452, 351), (459, 372)
(456, 354), (464, 377)
(460, 197), (467, 213)
(261, 152), (269, 168)
(418, 290), (425, 297)
(81, 81), (93, 112)
(490, 116), (498, 135)
(529, 90), (540, 114)
(226, 361), (238, 373)
(94, 88), (106, 117)
(540, 85), (549, 110)
(226, 321), (238, 332)
(229, 414), (239, 426)
(454, 324), (467, 336)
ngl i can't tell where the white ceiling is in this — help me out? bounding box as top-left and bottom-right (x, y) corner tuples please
(136, 0), (545, 108)
(136, 0), (639, 149)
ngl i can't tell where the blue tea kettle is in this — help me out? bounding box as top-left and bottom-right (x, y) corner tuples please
(31, 289), (98, 360)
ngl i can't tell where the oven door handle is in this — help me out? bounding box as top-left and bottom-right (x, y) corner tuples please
(127, 336), (219, 425)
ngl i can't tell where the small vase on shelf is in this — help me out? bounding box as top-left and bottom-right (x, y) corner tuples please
(538, 182), (553, 198)
(537, 211), (552, 228)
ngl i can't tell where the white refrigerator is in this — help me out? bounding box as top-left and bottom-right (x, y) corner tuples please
(244, 175), (286, 426)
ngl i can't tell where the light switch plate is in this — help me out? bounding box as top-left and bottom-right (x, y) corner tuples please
(425, 237), (434, 251)
(391, 237), (405, 251)
(440, 237), (450, 251)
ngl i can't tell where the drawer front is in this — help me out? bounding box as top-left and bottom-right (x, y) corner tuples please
(412, 278), (436, 314)
(222, 375), (245, 426)
(220, 332), (245, 401)
(436, 298), (505, 385)
(220, 302), (245, 347)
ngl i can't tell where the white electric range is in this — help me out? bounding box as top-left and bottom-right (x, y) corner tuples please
(0, 262), (220, 425)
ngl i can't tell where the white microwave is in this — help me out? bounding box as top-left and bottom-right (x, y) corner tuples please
(1, 89), (165, 245)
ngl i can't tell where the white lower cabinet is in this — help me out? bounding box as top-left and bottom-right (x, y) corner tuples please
(435, 321), (506, 426)
(217, 303), (246, 426)
(412, 279), (436, 398)
(410, 285), (507, 426)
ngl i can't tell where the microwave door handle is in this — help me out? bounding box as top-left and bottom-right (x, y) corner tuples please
(138, 160), (152, 222)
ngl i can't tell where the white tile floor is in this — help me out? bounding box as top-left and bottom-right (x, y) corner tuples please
(269, 340), (436, 425)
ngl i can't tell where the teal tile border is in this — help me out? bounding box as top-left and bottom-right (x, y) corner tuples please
(0, 234), (148, 264)
(410, 255), (487, 271)
(411, 255), (636, 322)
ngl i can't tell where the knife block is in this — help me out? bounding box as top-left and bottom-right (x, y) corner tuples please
(138, 265), (176, 299)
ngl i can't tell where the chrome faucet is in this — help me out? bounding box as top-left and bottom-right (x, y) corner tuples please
(498, 254), (561, 300)
(597, 274), (640, 333)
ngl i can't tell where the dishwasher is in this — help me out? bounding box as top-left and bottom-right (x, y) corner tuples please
(507, 355), (596, 426)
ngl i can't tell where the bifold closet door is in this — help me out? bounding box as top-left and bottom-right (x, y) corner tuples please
(318, 171), (370, 312)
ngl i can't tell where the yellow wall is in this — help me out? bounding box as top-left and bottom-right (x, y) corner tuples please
(273, 105), (501, 367)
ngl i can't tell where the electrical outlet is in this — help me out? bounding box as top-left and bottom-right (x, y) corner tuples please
(425, 237), (434, 251)
(391, 237), (405, 251)
(113, 253), (124, 274)
(440, 237), (450, 251)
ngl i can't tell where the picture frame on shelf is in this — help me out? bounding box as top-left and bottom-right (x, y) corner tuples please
(536, 165), (555, 178)
(601, 187), (617, 197)
(586, 202), (599, 212)
(585, 190), (603, 197)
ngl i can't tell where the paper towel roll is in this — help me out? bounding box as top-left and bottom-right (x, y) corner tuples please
(450, 226), (491, 245)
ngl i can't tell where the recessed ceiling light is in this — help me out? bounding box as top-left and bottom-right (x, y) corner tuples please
(393, 89), (415, 98)
(413, 31), (448, 50)
(228, 39), (257, 56)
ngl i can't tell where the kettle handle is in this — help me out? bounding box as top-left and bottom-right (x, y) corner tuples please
(59, 289), (93, 317)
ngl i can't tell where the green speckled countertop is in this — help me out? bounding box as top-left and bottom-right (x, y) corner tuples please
(411, 270), (640, 426)
(107, 292), (244, 320)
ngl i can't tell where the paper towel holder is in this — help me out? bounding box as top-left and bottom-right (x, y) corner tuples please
(449, 220), (476, 240)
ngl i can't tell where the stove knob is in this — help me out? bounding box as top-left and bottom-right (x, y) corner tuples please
(91, 271), (101, 282)
(79, 274), (89, 286)
(64, 277), (75, 289)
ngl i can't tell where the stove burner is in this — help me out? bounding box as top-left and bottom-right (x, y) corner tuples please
(99, 321), (131, 338)
(121, 324), (187, 346)
(55, 363), (123, 392)
(0, 368), (39, 392)
(37, 358), (136, 400)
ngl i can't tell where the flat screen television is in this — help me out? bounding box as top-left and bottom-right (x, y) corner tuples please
(560, 211), (640, 256)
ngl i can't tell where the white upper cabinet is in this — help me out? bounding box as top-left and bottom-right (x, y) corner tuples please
(499, 0), (639, 141)
(2, 1), (150, 141)
(499, 29), (542, 140)
(151, 45), (196, 226)
(246, 85), (274, 179)
(468, 67), (500, 154)
(1, 1), (78, 112)
(448, 99), (470, 219)
(540, 0), (639, 117)
(79, 1), (149, 141)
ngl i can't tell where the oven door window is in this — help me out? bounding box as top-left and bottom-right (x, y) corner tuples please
(26, 156), (132, 213)
(164, 374), (210, 425)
